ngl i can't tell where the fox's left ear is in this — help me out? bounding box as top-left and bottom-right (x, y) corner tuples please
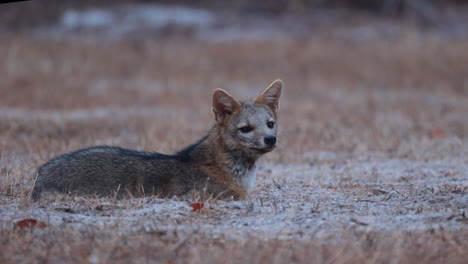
(255, 79), (283, 113)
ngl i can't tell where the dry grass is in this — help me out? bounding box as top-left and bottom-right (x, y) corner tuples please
(1, 30), (467, 263)
(1, 227), (467, 264)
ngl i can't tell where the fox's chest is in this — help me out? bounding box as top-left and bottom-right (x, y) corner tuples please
(231, 163), (257, 191)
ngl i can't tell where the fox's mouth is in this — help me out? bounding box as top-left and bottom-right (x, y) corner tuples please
(251, 146), (275, 154)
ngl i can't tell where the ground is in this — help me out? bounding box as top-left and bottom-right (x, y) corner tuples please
(0, 4), (468, 263)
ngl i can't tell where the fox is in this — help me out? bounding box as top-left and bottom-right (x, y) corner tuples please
(31, 80), (283, 201)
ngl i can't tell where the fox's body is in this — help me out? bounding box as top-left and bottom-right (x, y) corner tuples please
(32, 80), (282, 200)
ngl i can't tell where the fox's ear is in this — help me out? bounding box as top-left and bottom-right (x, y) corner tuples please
(212, 89), (241, 123)
(255, 79), (282, 113)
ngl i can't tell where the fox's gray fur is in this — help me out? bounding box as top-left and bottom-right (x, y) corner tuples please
(32, 80), (282, 201)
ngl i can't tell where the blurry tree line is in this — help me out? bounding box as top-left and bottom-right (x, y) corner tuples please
(151, 0), (466, 16)
(0, 0), (467, 32)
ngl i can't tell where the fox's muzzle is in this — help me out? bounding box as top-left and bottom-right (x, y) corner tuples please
(264, 135), (277, 146)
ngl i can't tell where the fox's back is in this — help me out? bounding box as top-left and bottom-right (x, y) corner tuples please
(32, 146), (185, 200)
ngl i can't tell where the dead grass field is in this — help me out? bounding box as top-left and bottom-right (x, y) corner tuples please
(0, 28), (467, 263)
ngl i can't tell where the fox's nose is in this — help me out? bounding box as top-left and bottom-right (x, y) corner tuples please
(264, 135), (277, 146)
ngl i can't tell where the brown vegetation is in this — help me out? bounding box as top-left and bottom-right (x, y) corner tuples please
(0, 17), (467, 264)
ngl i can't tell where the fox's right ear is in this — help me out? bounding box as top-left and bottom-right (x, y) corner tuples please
(212, 89), (241, 124)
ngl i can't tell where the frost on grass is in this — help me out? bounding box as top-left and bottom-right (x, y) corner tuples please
(1, 151), (467, 262)
(1, 155), (466, 242)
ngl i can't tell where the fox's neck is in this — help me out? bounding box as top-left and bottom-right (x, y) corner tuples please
(181, 125), (258, 182)
(204, 126), (258, 168)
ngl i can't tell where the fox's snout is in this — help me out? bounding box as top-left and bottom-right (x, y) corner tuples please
(264, 135), (277, 146)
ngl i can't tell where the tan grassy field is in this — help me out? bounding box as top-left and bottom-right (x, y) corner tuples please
(0, 30), (467, 263)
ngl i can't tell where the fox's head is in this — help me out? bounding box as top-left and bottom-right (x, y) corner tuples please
(212, 80), (282, 158)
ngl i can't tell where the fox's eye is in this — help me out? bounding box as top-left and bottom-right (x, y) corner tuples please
(239, 126), (253, 133)
(267, 121), (275, 128)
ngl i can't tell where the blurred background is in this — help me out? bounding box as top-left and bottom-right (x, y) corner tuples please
(1, 3), (468, 261)
(0, 0), (467, 161)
